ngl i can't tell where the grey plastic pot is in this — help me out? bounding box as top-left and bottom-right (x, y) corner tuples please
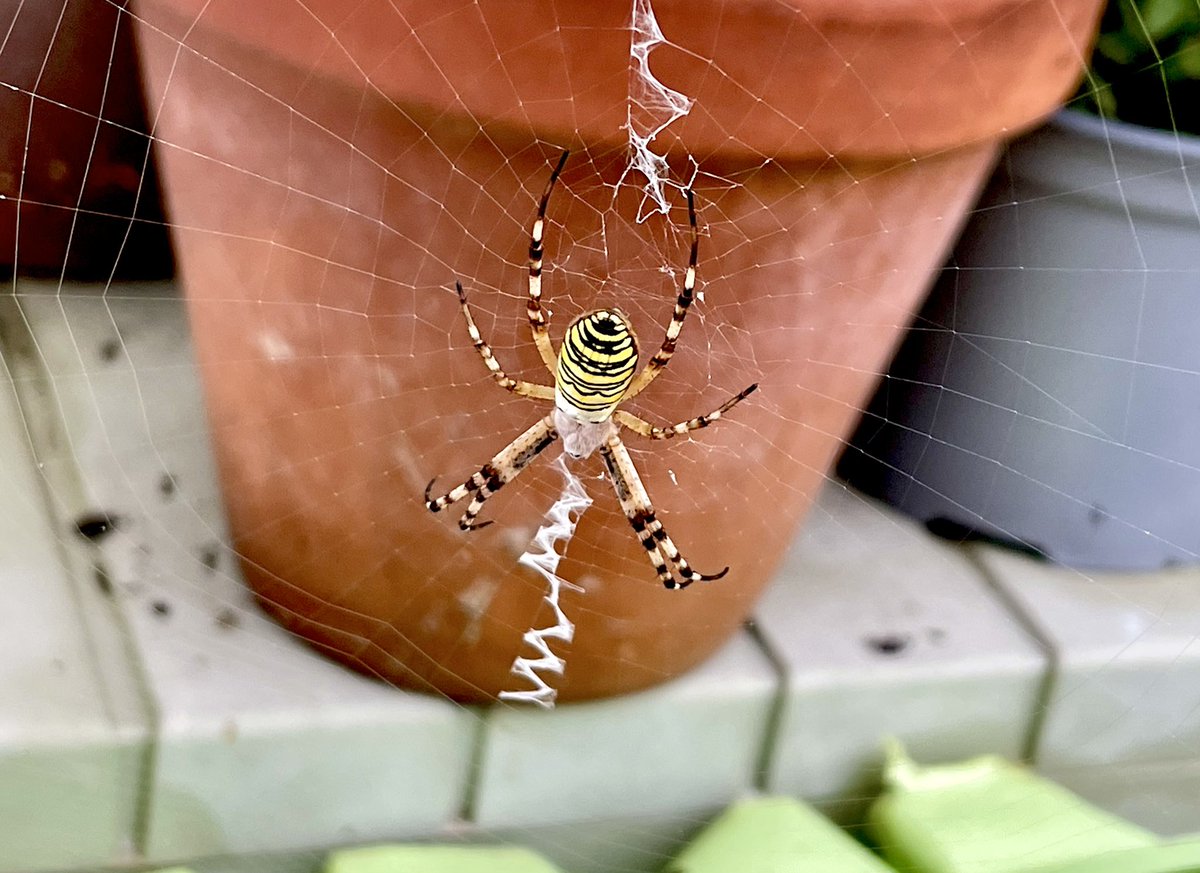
(843, 109), (1200, 571)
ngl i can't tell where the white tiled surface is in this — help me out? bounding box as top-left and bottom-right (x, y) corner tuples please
(4, 284), (475, 861)
(756, 486), (1048, 802)
(472, 632), (776, 829)
(486, 812), (709, 873)
(182, 812), (704, 873)
(136, 584), (477, 859)
(0, 303), (149, 872)
(1044, 757), (1200, 838)
(3, 280), (1199, 872)
(977, 546), (1200, 769)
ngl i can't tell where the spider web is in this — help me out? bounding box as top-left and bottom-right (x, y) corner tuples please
(2, 0), (1200, 870)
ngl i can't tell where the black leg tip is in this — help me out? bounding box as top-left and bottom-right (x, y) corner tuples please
(455, 280), (466, 302)
(424, 478), (439, 507)
(460, 519), (493, 532)
(699, 566), (730, 582)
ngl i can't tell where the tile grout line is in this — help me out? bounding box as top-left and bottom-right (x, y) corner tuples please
(106, 571), (164, 861)
(457, 705), (491, 823)
(963, 543), (1060, 765)
(743, 617), (789, 792)
(0, 293), (164, 860)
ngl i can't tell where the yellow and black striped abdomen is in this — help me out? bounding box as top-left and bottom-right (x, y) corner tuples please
(555, 309), (639, 423)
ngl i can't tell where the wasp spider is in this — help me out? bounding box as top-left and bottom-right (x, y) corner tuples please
(425, 152), (757, 589)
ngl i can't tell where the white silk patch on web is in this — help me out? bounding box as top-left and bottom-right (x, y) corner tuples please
(623, 0), (696, 222)
(498, 453), (594, 708)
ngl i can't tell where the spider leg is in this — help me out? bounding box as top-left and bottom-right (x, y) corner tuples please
(426, 414), (558, 530)
(615, 383), (758, 439)
(623, 188), (700, 401)
(599, 431), (728, 590)
(454, 281), (554, 401)
(528, 150), (570, 375)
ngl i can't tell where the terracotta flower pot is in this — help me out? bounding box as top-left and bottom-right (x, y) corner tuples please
(132, 0), (1103, 701)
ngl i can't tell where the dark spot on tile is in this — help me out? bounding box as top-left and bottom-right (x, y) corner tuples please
(866, 633), (910, 656)
(199, 543), (220, 572)
(1088, 503), (1107, 526)
(75, 512), (119, 542)
(94, 565), (113, 596)
(215, 607), (240, 630)
(99, 338), (122, 362)
(926, 627), (947, 645)
(151, 599), (171, 618)
(158, 473), (177, 499)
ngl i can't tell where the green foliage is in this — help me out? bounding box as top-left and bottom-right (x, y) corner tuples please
(1079, 0), (1200, 133)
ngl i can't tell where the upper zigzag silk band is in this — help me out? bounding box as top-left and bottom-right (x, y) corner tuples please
(555, 312), (638, 415)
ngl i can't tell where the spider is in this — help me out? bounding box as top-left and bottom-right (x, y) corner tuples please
(425, 152), (757, 589)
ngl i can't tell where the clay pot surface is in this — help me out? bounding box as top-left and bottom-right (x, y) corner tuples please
(134, 0), (1101, 160)
(133, 0), (1102, 700)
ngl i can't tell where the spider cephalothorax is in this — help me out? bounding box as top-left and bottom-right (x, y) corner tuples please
(425, 152), (757, 589)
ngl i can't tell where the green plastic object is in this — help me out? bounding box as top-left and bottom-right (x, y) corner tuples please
(324, 844), (563, 873)
(664, 795), (894, 872)
(867, 741), (1198, 873)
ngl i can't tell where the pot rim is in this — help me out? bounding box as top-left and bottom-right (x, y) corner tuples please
(132, 0), (1104, 161)
(1009, 107), (1200, 222)
(1053, 106), (1200, 160)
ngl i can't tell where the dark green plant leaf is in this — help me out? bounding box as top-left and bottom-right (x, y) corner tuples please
(1139, 0), (1195, 41)
(1095, 30), (1142, 64)
(1171, 34), (1200, 78)
(1075, 0), (1200, 132)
